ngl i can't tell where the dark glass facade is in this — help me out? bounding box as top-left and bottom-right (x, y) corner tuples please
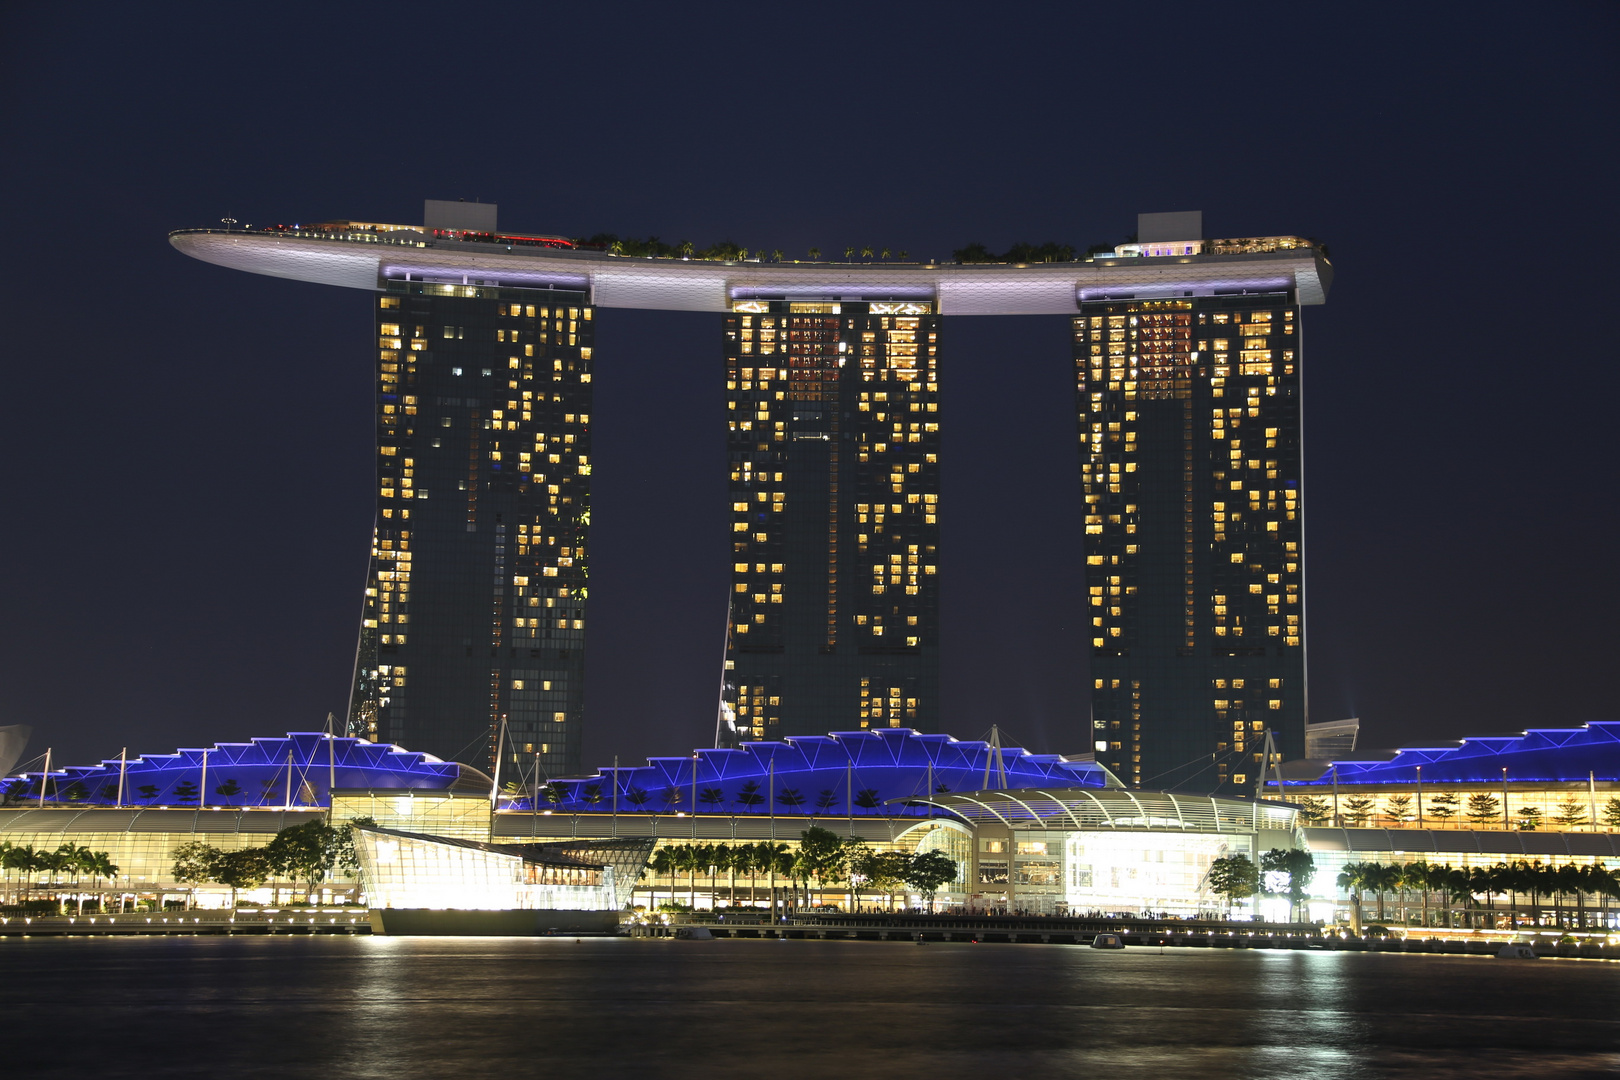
(1074, 293), (1304, 792)
(721, 300), (940, 741)
(349, 281), (593, 776)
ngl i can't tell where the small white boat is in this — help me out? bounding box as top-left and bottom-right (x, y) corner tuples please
(1495, 943), (1538, 959)
(1091, 933), (1125, 950)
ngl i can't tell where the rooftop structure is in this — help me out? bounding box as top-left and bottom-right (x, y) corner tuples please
(169, 222), (1332, 313)
(1303, 722), (1620, 786)
(506, 727), (1117, 815)
(2, 732), (490, 809)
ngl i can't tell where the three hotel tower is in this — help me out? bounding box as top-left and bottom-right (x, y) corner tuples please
(346, 215), (1311, 794)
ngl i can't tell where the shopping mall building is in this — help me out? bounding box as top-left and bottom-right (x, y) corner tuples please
(3, 723), (1616, 924)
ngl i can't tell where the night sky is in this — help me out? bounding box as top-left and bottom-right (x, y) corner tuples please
(3, 4), (1616, 778)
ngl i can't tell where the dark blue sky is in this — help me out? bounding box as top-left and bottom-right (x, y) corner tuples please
(2, 2), (1616, 774)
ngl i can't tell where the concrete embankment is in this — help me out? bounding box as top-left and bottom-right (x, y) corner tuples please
(0, 910), (370, 936)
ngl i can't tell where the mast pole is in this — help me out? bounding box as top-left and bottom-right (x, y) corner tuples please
(116, 748), (127, 809)
(490, 719), (506, 810)
(39, 748), (50, 808)
(327, 713), (338, 809)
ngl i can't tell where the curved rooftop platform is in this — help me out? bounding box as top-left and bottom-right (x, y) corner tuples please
(170, 227), (1333, 313)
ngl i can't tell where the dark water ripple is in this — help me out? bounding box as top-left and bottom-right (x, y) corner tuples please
(2, 936), (1616, 1078)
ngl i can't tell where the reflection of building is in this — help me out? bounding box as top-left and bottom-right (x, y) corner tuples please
(1077, 213), (1308, 792)
(721, 301), (941, 742)
(347, 202), (593, 776)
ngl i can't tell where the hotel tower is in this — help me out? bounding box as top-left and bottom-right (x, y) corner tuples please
(719, 300), (941, 743)
(171, 205), (1330, 786)
(1076, 212), (1308, 791)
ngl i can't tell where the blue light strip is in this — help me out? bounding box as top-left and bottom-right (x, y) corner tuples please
(4, 733), (483, 808)
(1311, 722), (1620, 784)
(509, 728), (1110, 815)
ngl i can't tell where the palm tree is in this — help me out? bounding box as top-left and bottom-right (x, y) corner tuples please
(757, 841), (789, 919)
(770, 249), (783, 263)
(1364, 862), (1396, 922)
(1406, 861), (1439, 928)
(808, 247), (821, 261)
(649, 846), (678, 911)
(1336, 862), (1370, 929)
(709, 845), (732, 909)
(880, 248), (891, 260)
(730, 844), (756, 909)
(860, 246), (874, 261)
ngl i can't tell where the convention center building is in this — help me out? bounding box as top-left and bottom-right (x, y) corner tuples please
(5, 723), (1617, 923)
(3, 728), (1295, 915)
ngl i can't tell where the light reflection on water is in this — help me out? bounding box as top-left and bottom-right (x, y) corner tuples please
(3, 937), (1617, 1079)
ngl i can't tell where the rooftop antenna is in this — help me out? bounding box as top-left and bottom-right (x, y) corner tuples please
(326, 712), (338, 810)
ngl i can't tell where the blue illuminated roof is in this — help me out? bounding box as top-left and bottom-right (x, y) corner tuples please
(509, 728), (1115, 815)
(4, 733), (490, 808)
(1311, 722), (1620, 785)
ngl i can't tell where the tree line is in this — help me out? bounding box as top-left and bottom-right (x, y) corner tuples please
(646, 826), (958, 914)
(533, 779), (895, 815)
(1293, 792), (1620, 831)
(1205, 852), (1620, 930)
(1, 841), (119, 912)
(169, 819), (372, 907)
(1204, 849), (1317, 921)
(575, 235), (1126, 266)
(1335, 859), (1620, 930)
(576, 236), (918, 264)
(1, 775), (313, 807)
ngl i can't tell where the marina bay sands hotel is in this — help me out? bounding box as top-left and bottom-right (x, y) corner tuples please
(171, 204), (1333, 793)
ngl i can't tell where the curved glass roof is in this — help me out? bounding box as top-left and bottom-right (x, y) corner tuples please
(1311, 722), (1620, 784)
(509, 728), (1116, 816)
(4, 733), (491, 808)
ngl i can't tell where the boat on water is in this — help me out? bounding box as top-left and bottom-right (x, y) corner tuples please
(1495, 943), (1539, 959)
(672, 926), (713, 940)
(1091, 933), (1126, 950)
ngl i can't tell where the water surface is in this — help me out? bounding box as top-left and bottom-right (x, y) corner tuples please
(3, 936), (1616, 1078)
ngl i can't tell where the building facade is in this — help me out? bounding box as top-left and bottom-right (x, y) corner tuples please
(721, 300), (941, 741)
(349, 279), (594, 776)
(1076, 273), (1305, 791)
